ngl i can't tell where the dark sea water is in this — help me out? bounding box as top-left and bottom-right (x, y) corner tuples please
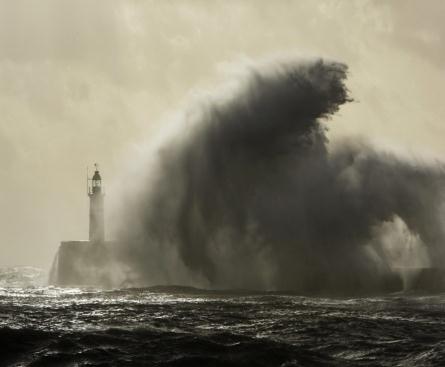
(1, 267), (445, 367)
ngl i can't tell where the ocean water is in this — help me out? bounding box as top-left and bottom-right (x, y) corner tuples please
(1, 268), (445, 367)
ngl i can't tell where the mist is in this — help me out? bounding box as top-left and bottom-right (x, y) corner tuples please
(111, 58), (445, 293)
(3, 3), (445, 366)
(2, 1), (445, 269)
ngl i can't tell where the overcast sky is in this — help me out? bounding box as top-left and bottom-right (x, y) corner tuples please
(1, 0), (444, 269)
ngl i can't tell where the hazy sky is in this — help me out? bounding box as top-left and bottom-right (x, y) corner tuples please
(1, 0), (444, 269)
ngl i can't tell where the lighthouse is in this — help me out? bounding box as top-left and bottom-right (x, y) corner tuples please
(53, 163), (116, 286)
(88, 164), (105, 243)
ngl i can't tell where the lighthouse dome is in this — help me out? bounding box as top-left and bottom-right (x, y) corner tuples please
(92, 170), (101, 181)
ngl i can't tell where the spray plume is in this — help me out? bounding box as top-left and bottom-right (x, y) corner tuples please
(114, 58), (445, 294)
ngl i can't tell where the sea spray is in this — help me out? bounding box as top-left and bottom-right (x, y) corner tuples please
(113, 58), (445, 293)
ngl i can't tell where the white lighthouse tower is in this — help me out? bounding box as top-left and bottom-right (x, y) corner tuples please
(88, 164), (105, 243)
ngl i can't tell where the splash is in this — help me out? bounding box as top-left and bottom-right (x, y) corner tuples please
(0, 266), (47, 288)
(114, 58), (445, 293)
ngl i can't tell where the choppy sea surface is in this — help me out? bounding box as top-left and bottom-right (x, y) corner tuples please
(1, 267), (445, 366)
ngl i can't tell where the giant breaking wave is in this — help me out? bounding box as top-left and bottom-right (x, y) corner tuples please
(113, 58), (445, 294)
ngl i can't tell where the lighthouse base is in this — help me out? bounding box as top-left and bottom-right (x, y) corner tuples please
(52, 241), (120, 287)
